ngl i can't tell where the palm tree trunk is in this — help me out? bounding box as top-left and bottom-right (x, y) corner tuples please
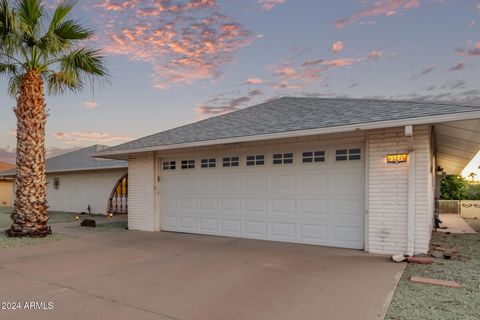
(7, 70), (51, 237)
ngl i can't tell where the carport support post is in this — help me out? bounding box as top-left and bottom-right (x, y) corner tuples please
(406, 125), (415, 257)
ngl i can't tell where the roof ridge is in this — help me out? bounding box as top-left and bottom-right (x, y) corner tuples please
(46, 145), (95, 161)
(282, 96), (480, 108)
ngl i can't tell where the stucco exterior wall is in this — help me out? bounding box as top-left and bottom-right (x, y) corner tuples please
(367, 125), (434, 255)
(0, 179), (13, 207)
(45, 168), (127, 214)
(128, 152), (159, 231)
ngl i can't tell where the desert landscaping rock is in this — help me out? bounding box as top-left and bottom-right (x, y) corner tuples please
(407, 256), (433, 264)
(410, 276), (461, 288)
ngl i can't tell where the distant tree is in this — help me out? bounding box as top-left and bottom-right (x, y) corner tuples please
(440, 175), (469, 200)
(466, 184), (480, 200)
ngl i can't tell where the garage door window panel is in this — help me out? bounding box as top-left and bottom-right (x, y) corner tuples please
(181, 160), (195, 169)
(201, 158), (216, 168)
(336, 149), (361, 161)
(223, 157), (240, 167)
(163, 161), (176, 170)
(273, 153), (293, 165)
(246, 155), (265, 166)
(303, 151), (325, 163)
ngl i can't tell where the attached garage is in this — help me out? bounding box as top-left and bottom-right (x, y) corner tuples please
(160, 142), (365, 249)
(96, 97), (480, 255)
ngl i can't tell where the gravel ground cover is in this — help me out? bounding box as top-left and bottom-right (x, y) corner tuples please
(386, 219), (480, 320)
(95, 221), (128, 231)
(0, 207), (71, 249)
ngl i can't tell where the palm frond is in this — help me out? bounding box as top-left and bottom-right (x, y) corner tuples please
(39, 19), (92, 55)
(54, 19), (93, 41)
(16, 0), (43, 38)
(0, 62), (19, 75)
(48, 0), (76, 32)
(0, 0), (19, 55)
(7, 73), (22, 97)
(61, 48), (109, 77)
(0, 0), (109, 96)
(38, 1), (89, 55)
(46, 70), (83, 95)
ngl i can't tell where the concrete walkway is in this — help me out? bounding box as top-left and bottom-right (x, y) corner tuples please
(438, 214), (477, 234)
(0, 225), (405, 320)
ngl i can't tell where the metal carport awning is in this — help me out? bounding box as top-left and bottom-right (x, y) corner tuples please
(435, 119), (480, 174)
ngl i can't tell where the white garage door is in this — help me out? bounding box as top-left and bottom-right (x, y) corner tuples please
(159, 143), (365, 249)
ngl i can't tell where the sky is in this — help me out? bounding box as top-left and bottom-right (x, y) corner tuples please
(1, 0), (480, 170)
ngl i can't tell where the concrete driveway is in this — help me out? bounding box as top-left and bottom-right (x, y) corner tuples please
(0, 225), (404, 320)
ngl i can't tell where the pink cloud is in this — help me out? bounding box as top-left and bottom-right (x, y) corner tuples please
(196, 89), (264, 117)
(322, 58), (364, 67)
(456, 42), (480, 56)
(245, 78), (264, 84)
(368, 50), (383, 59)
(94, 1), (253, 89)
(54, 131), (131, 144)
(267, 49), (387, 91)
(334, 0), (421, 29)
(332, 41), (344, 53)
(258, 0), (286, 11)
(84, 101), (99, 109)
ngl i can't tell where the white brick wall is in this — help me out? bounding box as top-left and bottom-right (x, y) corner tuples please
(128, 152), (159, 231)
(367, 125), (433, 255)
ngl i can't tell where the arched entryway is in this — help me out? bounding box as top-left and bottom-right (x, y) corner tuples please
(108, 173), (128, 214)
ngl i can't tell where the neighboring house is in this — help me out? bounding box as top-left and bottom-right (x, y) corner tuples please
(0, 162), (15, 207)
(3, 145), (127, 215)
(96, 97), (480, 255)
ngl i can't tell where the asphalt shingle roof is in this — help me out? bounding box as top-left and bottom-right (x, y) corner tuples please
(1, 145), (127, 176)
(102, 97), (480, 153)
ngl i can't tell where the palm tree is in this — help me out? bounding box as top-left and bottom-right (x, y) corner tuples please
(0, 0), (108, 237)
(468, 172), (477, 183)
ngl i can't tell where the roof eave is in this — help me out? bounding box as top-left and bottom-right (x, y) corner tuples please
(95, 110), (480, 159)
(1, 165), (128, 177)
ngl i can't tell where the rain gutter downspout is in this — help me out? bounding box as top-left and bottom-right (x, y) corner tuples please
(406, 125), (415, 256)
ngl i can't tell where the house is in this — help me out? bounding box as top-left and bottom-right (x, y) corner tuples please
(3, 145), (128, 215)
(0, 162), (15, 207)
(95, 97), (480, 255)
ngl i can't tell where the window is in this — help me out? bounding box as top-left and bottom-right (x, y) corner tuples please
(246, 155), (265, 166)
(163, 161), (176, 170)
(348, 148), (361, 160)
(201, 158), (216, 168)
(273, 153), (293, 165)
(336, 148), (361, 161)
(181, 159), (195, 169)
(223, 156), (239, 167)
(302, 151), (325, 163)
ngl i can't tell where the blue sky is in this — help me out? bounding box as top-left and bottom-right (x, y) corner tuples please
(1, 0), (479, 162)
